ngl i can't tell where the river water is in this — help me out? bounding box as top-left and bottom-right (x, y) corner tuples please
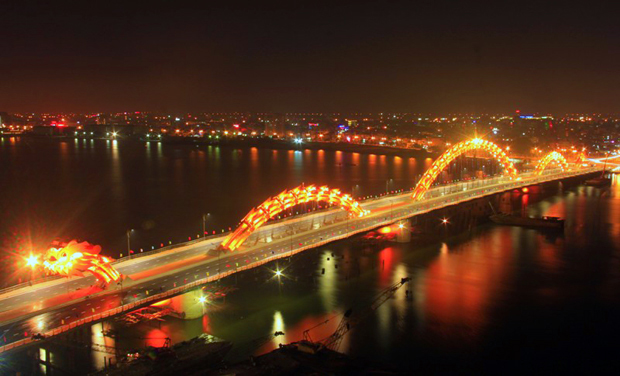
(2, 137), (619, 374)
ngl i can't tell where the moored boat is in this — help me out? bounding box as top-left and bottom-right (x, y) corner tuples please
(585, 176), (611, 187)
(490, 213), (564, 230)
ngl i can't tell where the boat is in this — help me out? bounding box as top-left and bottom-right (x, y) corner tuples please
(490, 213), (564, 230)
(585, 155), (611, 186)
(585, 176), (611, 187)
(93, 334), (231, 376)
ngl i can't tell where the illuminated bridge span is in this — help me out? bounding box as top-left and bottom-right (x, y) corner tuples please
(0, 138), (603, 355)
(534, 151), (568, 175)
(222, 184), (368, 251)
(411, 138), (518, 201)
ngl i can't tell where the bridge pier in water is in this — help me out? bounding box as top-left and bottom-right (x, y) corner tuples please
(410, 170), (601, 238)
(396, 219), (412, 243)
(168, 289), (207, 320)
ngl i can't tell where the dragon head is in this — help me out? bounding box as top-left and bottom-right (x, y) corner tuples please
(43, 240), (121, 284)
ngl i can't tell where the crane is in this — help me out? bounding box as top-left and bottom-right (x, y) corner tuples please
(302, 277), (411, 352)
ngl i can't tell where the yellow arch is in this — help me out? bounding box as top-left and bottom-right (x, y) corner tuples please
(412, 138), (518, 201)
(534, 151), (568, 175)
(222, 184), (369, 251)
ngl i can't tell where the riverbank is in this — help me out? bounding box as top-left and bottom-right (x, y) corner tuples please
(19, 133), (435, 158)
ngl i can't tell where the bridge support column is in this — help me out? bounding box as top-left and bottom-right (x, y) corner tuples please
(396, 219), (412, 243)
(168, 289), (207, 320)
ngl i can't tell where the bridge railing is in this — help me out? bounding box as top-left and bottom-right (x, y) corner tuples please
(0, 275), (63, 299)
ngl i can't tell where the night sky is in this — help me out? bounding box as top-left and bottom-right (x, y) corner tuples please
(1, 1), (618, 113)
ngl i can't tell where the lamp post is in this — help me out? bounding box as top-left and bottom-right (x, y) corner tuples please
(386, 179), (393, 195)
(126, 229), (133, 258)
(351, 184), (359, 199)
(202, 213), (210, 237)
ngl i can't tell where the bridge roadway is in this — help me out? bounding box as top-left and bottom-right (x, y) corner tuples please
(0, 166), (600, 353)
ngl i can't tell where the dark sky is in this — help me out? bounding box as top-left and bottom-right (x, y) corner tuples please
(1, 0), (618, 113)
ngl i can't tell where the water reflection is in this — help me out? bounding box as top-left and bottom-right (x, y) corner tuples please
(270, 311), (286, 347)
(7, 139), (620, 374)
(319, 250), (338, 312)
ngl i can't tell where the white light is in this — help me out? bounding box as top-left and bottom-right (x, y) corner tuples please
(275, 270), (282, 277)
(198, 296), (206, 303)
(294, 138), (303, 144)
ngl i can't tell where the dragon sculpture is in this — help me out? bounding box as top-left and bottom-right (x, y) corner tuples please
(43, 240), (122, 285)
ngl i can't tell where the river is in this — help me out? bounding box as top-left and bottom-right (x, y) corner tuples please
(1, 137), (619, 374)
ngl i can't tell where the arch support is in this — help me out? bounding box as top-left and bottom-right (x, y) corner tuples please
(411, 138), (518, 201)
(222, 184), (368, 251)
(534, 151), (568, 175)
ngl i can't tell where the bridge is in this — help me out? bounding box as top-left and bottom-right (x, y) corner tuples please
(0, 138), (602, 354)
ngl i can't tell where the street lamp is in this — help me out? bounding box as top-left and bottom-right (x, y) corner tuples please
(386, 179), (393, 194)
(351, 184), (359, 199)
(202, 213), (210, 237)
(127, 229), (134, 256)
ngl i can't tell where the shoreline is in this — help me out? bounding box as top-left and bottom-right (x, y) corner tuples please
(12, 134), (436, 158)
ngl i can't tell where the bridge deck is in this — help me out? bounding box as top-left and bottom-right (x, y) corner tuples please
(0, 167), (601, 354)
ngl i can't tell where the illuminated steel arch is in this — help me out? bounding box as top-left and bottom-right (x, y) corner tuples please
(534, 151), (569, 175)
(411, 138), (518, 201)
(222, 184), (368, 251)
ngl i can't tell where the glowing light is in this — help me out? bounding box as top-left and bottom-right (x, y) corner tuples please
(534, 151), (568, 175)
(151, 299), (171, 307)
(221, 184), (368, 251)
(398, 223), (404, 229)
(442, 218), (449, 224)
(198, 296), (207, 303)
(26, 254), (39, 268)
(522, 187), (529, 193)
(42, 241), (122, 285)
(379, 226), (393, 234)
(275, 270), (282, 277)
(412, 139), (517, 201)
